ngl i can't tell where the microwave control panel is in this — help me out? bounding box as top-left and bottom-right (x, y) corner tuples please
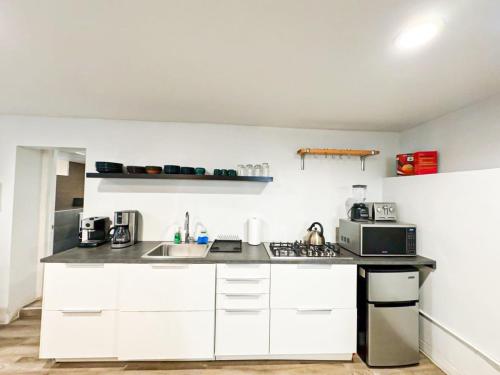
(406, 228), (416, 254)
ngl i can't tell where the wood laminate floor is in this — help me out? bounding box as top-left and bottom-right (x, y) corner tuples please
(0, 311), (445, 374)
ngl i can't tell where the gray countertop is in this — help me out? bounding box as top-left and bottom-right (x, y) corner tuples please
(41, 241), (436, 268)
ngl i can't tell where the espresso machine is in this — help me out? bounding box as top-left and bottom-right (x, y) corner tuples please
(110, 210), (139, 249)
(79, 216), (111, 247)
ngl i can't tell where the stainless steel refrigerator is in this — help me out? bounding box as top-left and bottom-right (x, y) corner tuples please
(357, 266), (420, 367)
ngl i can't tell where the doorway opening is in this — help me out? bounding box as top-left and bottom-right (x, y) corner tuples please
(9, 146), (86, 322)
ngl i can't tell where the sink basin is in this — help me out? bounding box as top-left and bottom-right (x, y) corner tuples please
(143, 243), (211, 259)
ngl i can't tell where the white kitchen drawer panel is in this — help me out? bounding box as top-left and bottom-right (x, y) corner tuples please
(216, 293), (269, 310)
(43, 263), (118, 310)
(119, 264), (215, 311)
(39, 310), (117, 359)
(217, 277), (270, 294)
(270, 264), (356, 309)
(270, 308), (356, 355)
(217, 263), (270, 279)
(117, 311), (214, 360)
(216, 309), (270, 356)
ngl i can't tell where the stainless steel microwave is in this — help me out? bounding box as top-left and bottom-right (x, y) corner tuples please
(338, 219), (416, 256)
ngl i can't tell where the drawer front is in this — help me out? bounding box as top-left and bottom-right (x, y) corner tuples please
(216, 293), (269, 309)
(216, 309), (269, 356)
(43, 263), (118, 310)
(270, 264), (356, 309)
(39, 310), (116, 359)
(270, 308), (356, 355)
(119, 264), (215, 311)
(118, 311), (214, 360)
(217, 263), (270, 279)
(217, 278), (270, 294)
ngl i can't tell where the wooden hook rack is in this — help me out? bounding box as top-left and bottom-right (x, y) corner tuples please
(297, 148), (380, 171)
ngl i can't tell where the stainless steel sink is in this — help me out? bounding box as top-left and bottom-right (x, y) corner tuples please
(142, 243), (211, 259)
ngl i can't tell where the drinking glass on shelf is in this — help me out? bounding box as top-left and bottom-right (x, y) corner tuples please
(253, 164), (263, 176)
(237, 164), (246, 176)
(246, 164), (254, 176)
(262, 163), (270, 177)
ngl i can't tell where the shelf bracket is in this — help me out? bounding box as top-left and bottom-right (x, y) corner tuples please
(360, 155), (367, 171)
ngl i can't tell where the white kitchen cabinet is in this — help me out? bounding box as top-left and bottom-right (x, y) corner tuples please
(270, 264), (356, 309)
(270, 308), (356, 355)
(217, 278), (270, 294)
(216, 293), (269, 310)
(216, 309), (269, 356)
(215, 263), (270, 357)
(217, 263), (270, 279)
(119, 264), (216, 311)
(39, 310), (117, 359)
(43, 263), (119, 310)
(117, 311), (214, 360)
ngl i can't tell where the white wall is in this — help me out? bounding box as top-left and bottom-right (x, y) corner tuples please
(8, 147), (44, 322)
(0, 115), (399, 323)
(384, 170), (500, 375)
(400, 93), (500, 173)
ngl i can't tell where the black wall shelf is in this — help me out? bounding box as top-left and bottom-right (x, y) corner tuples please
(86, 173), (273, 182)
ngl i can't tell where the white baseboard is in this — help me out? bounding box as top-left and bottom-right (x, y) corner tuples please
(0, 309), (19, 325)
(216, 353), (353, 361)
(419, 314), (499, 375)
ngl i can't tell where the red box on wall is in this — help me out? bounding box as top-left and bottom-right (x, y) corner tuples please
(397, 151), (438, 176)
(414, 151), (438, 175)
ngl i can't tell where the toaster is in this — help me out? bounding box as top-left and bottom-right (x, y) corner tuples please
(367, 202), (398, 221)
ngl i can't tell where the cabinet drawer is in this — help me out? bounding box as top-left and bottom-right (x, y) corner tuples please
(216, 293), (269, 309)
(270, 264), (356, 309)
(117, 311), (214, 360)
(43, 263), (118, 310)
(270, 308), (356, 355)
(217, 263), (270, 279)
(119, 264), (215, 311)
(216, 309), (269, 356)
(39, 310), (116, 359)
(217, 278), (270, 294)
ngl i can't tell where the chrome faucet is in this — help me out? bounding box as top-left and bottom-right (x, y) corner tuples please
(184, 211), (190, 243)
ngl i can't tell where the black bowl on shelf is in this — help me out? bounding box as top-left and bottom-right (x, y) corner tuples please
(227, 169), (237, 177)
(180, 167), (195, 175)
(127, 166), (146, 174)
(164, 165), (181, 174)
(195, 167), (206, 175)
(96, 161), (123, 173)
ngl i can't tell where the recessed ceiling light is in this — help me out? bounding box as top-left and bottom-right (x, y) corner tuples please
(395, 19), (443, 50)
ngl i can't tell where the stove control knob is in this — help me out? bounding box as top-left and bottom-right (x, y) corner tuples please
(377, 207), (382, 212)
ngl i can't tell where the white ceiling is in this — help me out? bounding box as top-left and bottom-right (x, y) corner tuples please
(1, 0), (500, 131)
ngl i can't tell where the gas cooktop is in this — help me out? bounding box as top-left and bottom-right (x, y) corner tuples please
(264, 241), (350, 259)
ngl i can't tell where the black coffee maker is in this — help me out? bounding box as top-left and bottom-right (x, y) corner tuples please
(350, 203), (369, 221)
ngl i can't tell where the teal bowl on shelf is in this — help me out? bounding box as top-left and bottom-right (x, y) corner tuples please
(195, 168), (206, 175)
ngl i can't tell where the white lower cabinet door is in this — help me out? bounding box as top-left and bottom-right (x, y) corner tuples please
(271, 264), (356, 309)
(117, 311), (215, 360)
(39, 310), (116, 359)
(216, 309), (269, 356)
(119, 264), (215, 311)
(270, 308), (356, 355)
